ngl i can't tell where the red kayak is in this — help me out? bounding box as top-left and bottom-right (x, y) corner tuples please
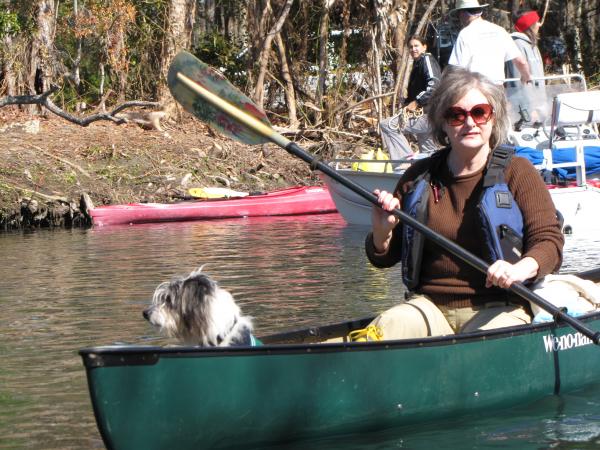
(89, 185), (337, 227)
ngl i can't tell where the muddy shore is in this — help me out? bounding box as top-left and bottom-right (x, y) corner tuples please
(0, 111), (340, 231)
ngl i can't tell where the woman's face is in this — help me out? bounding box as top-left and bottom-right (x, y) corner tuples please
(443, 88), (494, 154)
(530, 21), (541, 35)
(408, 39), (426, 59)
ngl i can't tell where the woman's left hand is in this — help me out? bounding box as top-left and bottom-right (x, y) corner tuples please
(486, 257), (539, 289)
(405, 100), (418, 112)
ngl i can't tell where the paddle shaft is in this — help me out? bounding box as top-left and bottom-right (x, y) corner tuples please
(176, 72), (600, 345)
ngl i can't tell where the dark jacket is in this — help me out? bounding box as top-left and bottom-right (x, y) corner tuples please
(405, 53), (442, 107)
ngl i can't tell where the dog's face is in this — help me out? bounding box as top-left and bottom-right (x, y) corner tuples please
(143, 268), (245, 346)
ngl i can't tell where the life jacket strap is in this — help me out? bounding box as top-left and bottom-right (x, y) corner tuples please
(483, 145), (515, 187)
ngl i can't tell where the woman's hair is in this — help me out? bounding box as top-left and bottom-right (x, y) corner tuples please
(523, 28), (537, 47)
(427, 66), (509, 150)
(406, 35), (427, 47)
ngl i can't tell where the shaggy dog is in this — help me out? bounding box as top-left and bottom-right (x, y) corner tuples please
(143, 268), (256, 346)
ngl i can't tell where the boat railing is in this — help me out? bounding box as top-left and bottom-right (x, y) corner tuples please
(538, 90), (600, 186)
(501, 73), (587, 90)
(505, 73), (597, 151)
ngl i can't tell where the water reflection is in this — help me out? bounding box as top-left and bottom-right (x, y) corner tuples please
(0, 216), (599, 449)
(259, 382), (600, 450)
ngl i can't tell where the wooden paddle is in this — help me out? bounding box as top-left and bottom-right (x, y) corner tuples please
(167, 50), (600, 345)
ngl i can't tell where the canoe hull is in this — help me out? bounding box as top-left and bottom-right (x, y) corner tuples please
(89, 185), (337, 226)
(81, 313), (600, 449)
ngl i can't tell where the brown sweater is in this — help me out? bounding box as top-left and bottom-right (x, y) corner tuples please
(366, 151), (564, 308)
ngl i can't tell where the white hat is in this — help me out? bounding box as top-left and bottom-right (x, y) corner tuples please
(451, 0), (489, 14)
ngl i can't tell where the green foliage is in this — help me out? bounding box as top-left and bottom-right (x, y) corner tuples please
(587, 73), (600, 90)
(63, 171), (78, 185)
(193, 32), (247, 87)
(0, 8), (20, 38)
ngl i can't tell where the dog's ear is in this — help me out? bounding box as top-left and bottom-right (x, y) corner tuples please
(179, 275), (214, 334)
(189, 265), (206, 278)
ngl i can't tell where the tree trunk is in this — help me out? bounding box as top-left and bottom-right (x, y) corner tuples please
(98, 63), (106, 111)
(393, 0), (417, 113)
(573, 0), (584, 73)
(205, 0), (216, 33)
(245, 0), (272, 92)
(390, 0), (410, 96)
(314, 0), (331, 124)
(297, 1), (310, 64)
(72, 0), (82, 94)
(1, 35), (17, 97)
(252, 0), (294, 109)
(567, 0), (584, 74)
(274, 32), (298, 128)
(29, 0), (56, 101)
(339, 0), (350, 71)
(193, 0), (215, 47)
(158, 0), (197, 108)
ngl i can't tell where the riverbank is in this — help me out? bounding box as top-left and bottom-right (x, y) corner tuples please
(0, 110), (327, 230)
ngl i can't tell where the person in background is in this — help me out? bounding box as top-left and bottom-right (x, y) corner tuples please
(506, 10), (544, 84)
(364, 67), (563, 339)
(448, 0), (532, 85)
(505, 10), (546, 121)
(379, 35), (442, 161)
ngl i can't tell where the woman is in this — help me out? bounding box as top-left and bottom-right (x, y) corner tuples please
(505, 9), (547, 121)
(506, 10), (544, 84)
(365, 67), (564, 339)
(380, 35), (441, 160)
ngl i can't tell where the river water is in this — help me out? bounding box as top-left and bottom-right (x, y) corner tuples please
(1, 213), (599, 449)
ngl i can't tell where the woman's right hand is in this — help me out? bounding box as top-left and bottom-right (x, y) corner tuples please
(371, 189), (401, 253)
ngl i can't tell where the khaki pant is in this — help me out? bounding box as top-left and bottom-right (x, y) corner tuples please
(369, 294), (531, 339)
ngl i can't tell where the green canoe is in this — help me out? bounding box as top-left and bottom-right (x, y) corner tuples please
(80, 307), (600, 450)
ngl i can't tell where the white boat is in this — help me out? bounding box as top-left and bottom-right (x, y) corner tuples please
(321, 75), (600, 234)
(321, 161), (600, 233)
(319, 166), (397, 226)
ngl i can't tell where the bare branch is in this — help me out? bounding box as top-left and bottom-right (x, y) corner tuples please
(0, 85), (161, 127)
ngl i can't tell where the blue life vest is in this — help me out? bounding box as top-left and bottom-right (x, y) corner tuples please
(400, 146), (524, 289)
(478, 146), (524, 264)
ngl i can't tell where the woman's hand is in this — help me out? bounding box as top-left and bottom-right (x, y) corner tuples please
(405, 100), (418, 112)
(371, 189), (401, 253)
(486, 257), (539, 289)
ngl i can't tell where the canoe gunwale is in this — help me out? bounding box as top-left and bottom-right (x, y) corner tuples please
(79, 310), (600, 369)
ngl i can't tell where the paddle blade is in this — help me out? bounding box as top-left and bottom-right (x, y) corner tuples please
(168, 51), (271, 145)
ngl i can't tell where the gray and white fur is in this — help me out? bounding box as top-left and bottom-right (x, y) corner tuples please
(143, 267), (254, 346)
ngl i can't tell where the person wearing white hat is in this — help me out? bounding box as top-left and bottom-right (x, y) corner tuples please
(448, 0), (532, 84)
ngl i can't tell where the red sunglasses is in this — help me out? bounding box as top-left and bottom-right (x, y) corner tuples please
(444, 104), (494, 126)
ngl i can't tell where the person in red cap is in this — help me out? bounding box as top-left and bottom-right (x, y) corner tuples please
(505, 10), (547, 122)
(506, 10), (545, 86)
